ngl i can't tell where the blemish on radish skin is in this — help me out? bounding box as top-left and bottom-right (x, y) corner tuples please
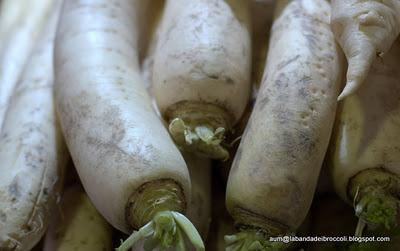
(225, 76), (234, 85)
(300, 112), (310, 119)
(298, 87), (308, 98)
(258, 96), (270, 111)
(190, 14), (199, 20)
(274, 72), (289, 89)
(195, 25), (203, 33)
(0, 211), (6, 221)
(277, 55), (301, 70)
(304, 34), (319, 49)
(272, 108), (294, 125)
(8, 179), (21, 199)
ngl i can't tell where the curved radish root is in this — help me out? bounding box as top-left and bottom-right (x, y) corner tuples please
(331, 0), (400, 100)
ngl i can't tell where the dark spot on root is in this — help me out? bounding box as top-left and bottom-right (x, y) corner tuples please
(258, 96), (270, 111)
(225, 76), (235, 85)
(277, 55), (300, 70)
(8, 178), (21, 200)
(274, 72), (289, 89)
(195, 25), (203, 33)
(0, 211), (7, 221)
(208, 74), (219, 80)
(297, 75), (312, 86)
(304, 34), (319, 49)
(298, 87), (308, 98)
(298, 130), (317, 156)
(23, 223), (33, 232)
(190, 13), (199, 20)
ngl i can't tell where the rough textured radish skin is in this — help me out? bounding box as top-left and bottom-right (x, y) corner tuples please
(0, 1), (68, 250)
(54, 0), (190, 233)
(43, 185), (112, 251)
(152, 0), (252, 124)
(331, 39), (400, 202)
(0, 0), (56, 129)
(331, 0), (400, 99)
(226, 0), (344, 232)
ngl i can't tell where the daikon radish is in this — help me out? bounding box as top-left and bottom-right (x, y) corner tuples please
(225, 0), (344, 249)
(330, 0), (400, 100)
(151, 0), (252, 160)
(330, 38), (400, 234)
(0, 1), (68, 250)
(54, 0), (203, 250)
(0, 0), (56, 128)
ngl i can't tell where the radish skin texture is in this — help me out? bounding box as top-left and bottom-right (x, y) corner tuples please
(152, 0), (252, 159)
(225, 0), (343, 249)
(43, 185), (112, 251)
(330, 39), (400, 231)
(331, 0), (400, 100)
(55, 0), (203, 250)
(0, 1), (68, 250)
(0, 0), (56, 129)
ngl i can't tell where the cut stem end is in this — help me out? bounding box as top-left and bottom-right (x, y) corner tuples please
(349, 168), (400, 232)
(224, 229), (287, 251)
(116, 211), (205, 251)
(169, 118), (229, 160)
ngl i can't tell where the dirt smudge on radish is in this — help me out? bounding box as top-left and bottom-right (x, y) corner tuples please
(277, 55), (300, 70)
(8, 178), (21, 200)
(274, 72), (289, 89)
(0, 211), (6, 221)
(258, 96), (269, 111)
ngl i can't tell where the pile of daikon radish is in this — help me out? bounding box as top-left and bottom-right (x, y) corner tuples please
(1, 0), (400, 250)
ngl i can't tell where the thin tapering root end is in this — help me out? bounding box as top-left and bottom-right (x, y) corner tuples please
(169, 118), (229, 160)
(116, 211), (204, 251)
(224, 230), (287, 251)
(337, 80), (359, 101)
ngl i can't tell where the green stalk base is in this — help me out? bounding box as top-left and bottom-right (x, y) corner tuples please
(225, 229), (288, 251)
(117, 179), (204, 251)
(117, 211), (204, 251)
(166, 101), (232, 160)
(226, 208), (291, 250)
(348, 168), (400, 233)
